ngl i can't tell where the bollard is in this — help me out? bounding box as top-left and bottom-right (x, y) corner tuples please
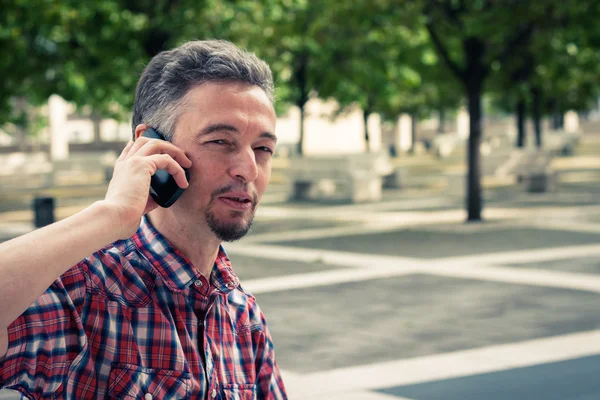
(33, 197), (55, 228)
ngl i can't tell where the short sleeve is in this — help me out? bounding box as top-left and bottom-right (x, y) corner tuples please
(0, 261), (88, 398)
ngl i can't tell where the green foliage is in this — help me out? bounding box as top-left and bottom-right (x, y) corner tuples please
(487, 1), (600, 118)
(1, 0), (599, 139)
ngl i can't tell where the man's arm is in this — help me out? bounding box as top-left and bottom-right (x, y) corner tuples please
(0, 137), (192, 358)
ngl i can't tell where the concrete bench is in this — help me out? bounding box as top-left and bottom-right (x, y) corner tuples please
(383, 167), (409, 189)
(288, 153), (393, 203)
(432, 133), (463, 158)
(544, 130), (581, 156)
(0, 152), (54, 189)
(52, 151), (117, 185)
(497, 150), (556, 193)
(0, 151), (117, 191)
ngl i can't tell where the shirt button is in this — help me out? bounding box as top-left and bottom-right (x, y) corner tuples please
(194, 280), (203, 287)
(226, 281), (235, 289)
(211, 388), (217, 398)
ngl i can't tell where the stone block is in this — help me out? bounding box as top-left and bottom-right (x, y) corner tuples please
(522, 168), (557, 193)
(383, 167), (408, 189)
(288, 153), (389, 203)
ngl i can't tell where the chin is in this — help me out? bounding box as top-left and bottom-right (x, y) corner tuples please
(205, 209), (255, 242)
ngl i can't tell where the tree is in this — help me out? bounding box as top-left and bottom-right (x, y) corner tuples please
(0, 1), (150, 124)
(488, 1), (600, 148)
(225, 0), (339, 156)
(314, 1), (462, 153)
(317, 1), (425, 151)
(532, 2), (600, 132)
(417, 0), (560, 221)
(0, 0), (223, 132)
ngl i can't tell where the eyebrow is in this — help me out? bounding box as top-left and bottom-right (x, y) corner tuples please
(198, 123), (278, 143)
(260, 132), (278, 144)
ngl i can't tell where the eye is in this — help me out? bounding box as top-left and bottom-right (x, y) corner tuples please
(210, 139), (228, 145)
(256, 146), (274, 154)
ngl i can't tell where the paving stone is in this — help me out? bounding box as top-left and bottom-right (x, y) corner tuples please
(247, 218), (355, 235)
(378, 355), (600, 400)
(227, 254), (342, 281)
(271, 228), (600, 259)
(256, 274), (600, 374)
(504, 256), (600, 275)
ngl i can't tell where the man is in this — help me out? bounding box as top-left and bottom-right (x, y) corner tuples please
(0, 40), (287, 399)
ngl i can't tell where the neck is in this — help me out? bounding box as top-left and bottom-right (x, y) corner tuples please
(147, 210), (221, 279)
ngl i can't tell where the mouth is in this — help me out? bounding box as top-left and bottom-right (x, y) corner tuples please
(217, 193), (254, 211)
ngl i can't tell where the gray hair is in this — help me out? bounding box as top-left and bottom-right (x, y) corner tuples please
(132, 40), (274, 140)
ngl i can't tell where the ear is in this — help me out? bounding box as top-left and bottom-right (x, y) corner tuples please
(134, 124), (151, 140)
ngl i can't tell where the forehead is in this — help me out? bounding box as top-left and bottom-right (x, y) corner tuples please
(183, 82), (274, 120)
(172, 82), (276, 142)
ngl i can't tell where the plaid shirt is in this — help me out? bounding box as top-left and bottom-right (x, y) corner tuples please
(0, 216), (287, 399)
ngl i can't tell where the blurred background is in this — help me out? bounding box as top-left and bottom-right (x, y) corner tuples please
(2, 1), (600, 399)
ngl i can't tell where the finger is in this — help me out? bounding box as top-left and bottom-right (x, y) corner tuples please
(117, 140), (135, 161)
(127, 136), (153, 157)
(147, 154), (190, 188)
(135, 140), (193, 168)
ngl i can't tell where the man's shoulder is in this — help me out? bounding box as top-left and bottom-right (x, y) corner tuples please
(226, 285), (269, 330)
(78, 238), (154, 304)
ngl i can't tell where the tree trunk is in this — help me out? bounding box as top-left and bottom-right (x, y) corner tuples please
(558, 112), (564, 130)
(466, 80), (483, 221)
(297, 105), (305, 156)
(91, 112), (102, 144)
(438, 108), (445, 134)
(294, 53), (309, 157)
(363, 109), (370, 152)
(15, 126), (27, 152)
(516, 98), (526, 148)
(462, 36), (486, 222)
(425, 27), (487, 221)
(552, 113), (559, 130)
(552, 113), (564, 130)
(410, 112), (418, 153)
(14, 97), (28, 152)
(531, 87), (542, 148)
(550, 100), (564, 130)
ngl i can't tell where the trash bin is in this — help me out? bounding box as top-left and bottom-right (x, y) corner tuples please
(33, 197), (55, 228)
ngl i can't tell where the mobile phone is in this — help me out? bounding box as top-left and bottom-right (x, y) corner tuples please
(141, 128), (190, 208)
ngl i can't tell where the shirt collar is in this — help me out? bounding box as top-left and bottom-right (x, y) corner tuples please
(131, 216), (240, 293)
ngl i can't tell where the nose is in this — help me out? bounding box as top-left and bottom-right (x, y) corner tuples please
(229, 147), (259, 183)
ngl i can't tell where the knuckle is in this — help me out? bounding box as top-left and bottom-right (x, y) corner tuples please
(129, 156), (145, 168)
(144, 140), (159, 150)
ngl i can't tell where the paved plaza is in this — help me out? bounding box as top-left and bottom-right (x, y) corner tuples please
(2, 165), (600, 399)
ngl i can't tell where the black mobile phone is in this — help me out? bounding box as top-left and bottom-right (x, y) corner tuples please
(141, 128), (190, 208)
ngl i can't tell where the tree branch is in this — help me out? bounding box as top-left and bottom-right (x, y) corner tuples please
(441, 1), (464, 29)
(496, 22), (534, 66)
(482, 0), (494, 11)
(425, 22), (466, 81)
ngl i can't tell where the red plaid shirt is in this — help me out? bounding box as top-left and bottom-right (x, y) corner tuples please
(0, 216), (287, 399)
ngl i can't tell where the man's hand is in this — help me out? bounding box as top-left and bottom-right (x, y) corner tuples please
(0, 137), (191, 340)
(103, 138), (192, 240)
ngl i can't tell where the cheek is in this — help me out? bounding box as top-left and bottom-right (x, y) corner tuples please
(257, 164), (271, 191)
(185, 163), (219, 199)
(189, 155), (222, 183)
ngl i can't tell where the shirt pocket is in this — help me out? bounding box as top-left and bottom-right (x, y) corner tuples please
(107, 363), (190, 400)
(221, 383), (257, 400)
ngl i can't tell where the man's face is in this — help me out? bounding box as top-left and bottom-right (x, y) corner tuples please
(170, 82), (277, 241)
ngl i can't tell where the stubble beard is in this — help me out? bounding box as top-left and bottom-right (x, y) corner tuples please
(204, 185), (258, 242)
(205, 207), (256, 242)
